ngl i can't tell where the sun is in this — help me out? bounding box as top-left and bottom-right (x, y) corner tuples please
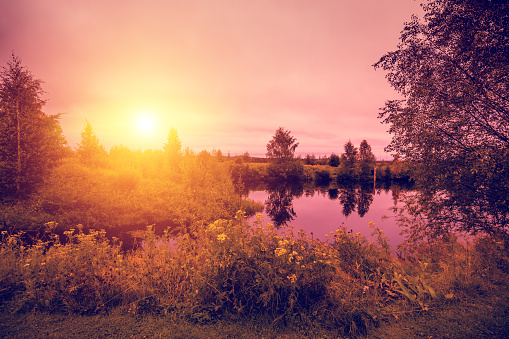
(135, 113), (157, 134)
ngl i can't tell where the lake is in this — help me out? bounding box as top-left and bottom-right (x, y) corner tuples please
(248, 184), (410, 250)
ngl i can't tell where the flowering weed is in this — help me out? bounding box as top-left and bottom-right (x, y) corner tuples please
(1, 215), (507, 336)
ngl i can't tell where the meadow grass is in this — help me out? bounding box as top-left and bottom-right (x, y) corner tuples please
(1, 213), (508, 338)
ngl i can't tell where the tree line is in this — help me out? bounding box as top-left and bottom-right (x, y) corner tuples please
(260, 127), (408, 186)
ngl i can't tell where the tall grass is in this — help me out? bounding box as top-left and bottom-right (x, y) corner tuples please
(1, 214), (507, 336)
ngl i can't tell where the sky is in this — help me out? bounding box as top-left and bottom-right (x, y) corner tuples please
(0, 0), (424, 159)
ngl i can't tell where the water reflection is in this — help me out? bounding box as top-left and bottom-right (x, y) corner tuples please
(249, 183), (412, 248)
(340, 187), (357, 217)
(264, 183), (301, 226)
(263, 183), (381, 226)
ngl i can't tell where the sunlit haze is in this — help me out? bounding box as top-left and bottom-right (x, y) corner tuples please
(0, 0), (424, 159)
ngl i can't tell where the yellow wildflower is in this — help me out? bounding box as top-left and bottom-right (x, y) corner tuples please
(217, 233), (227, 242)
(274, 247), (287, 257)
(287, 274), (297, 284)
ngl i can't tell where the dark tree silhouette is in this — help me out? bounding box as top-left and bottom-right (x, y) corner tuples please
(327, 188), (339, 200)
(339, 187), (356, 217)
(356, 188), (374, 218)
(329, 153), (340, 167)
(357, 140), (376, 179)
(0, 53), (67, 197)
(375, 0), (509, 238)
(266, 127), (303, 183)
(265, 186), (296, 227)
(266, 127), (299, 163)
(340, 140), (358, 181)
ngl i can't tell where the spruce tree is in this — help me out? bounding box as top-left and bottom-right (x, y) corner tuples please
(0, 53), (67, 197)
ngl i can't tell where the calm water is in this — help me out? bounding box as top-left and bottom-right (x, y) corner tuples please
(248, 185), (408, 249)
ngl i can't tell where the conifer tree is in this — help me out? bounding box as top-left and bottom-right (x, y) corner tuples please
(163, 127), (182, 171)
(76, 120), (106, 166)
(0, 53), (67, 197)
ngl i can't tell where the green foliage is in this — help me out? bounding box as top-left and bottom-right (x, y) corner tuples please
(392, 262), (439, 311)
(32, 148), (238, 233)
(1, 214), (508, 335)
(338, 141), (358, 182)
(76, 120), (107, 167)
(375, 0), (509, 237)
(265, 127), (305, 184)
(358, 140), (376, 179)
(304, 154), (316, 165)
(328, 153), (340, 167)
(266, 127), (299, 163)
(177, 149), (238, 231)
(163, 127), (182, 173)
(1, 223), (125, 314)
(0, 54), (67, 197)
(229, 163), (265, 194)
(266, 159), (305, 184)
(314, 169), (331, 186)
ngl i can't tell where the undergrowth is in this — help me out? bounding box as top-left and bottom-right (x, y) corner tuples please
(1, 213), (507, 337)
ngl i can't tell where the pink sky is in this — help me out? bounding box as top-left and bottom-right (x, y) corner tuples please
(0, 0), (423, 159)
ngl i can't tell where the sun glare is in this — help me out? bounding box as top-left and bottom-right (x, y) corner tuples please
(135, 113), (156, 134)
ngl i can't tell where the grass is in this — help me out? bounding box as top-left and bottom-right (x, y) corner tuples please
(2, 286), (509, 339)
(1, 214), (508, 338)
(0, 311), (341, 338)
(370, 283), (509, 338)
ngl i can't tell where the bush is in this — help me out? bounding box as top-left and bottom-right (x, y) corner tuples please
(1, 223), (125, 314)
(314, 170), (331, 186)
(329, 154), (340, 167)
(266, 160), (305, 184)
(2, 215), (507, 335)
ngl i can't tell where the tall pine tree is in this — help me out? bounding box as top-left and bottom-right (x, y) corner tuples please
(76, 120), (106, 166)
(0, 53), (67, 198)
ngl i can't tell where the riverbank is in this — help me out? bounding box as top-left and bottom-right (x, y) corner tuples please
(1, 214), (508, 338)
(2, 280), (508, 339)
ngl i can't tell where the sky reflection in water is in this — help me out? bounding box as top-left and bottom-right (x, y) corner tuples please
(248, 188), (404, 250)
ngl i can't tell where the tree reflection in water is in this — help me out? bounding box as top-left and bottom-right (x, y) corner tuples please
(339, 187), (357, 217)
(264, 183), (303, 227)
(357, 189), (374, 217)
(264, 183), (380, 227)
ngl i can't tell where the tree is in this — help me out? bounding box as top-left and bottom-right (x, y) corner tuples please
(163, 127), (182, 171)
(266, 127), (303, 182)
(242, 151), (250, 163)
(214, 148), (224, 162)
(357, 140), (376, 178)
(0, 53), (67, 197)
(340, 140), (357, 180)
(329, 153), (340, 167)
(266, 127), (299, 164)
(374, 0), (509, 238)
(304, 154), (316, 165)
(76, 120), (106, 166)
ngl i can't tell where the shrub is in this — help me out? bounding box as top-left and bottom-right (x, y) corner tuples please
(1, 223), (126, 314)
(2, 214), (507, 335)
(329, 153), (340, 167)
(314, 169), (331, 186)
